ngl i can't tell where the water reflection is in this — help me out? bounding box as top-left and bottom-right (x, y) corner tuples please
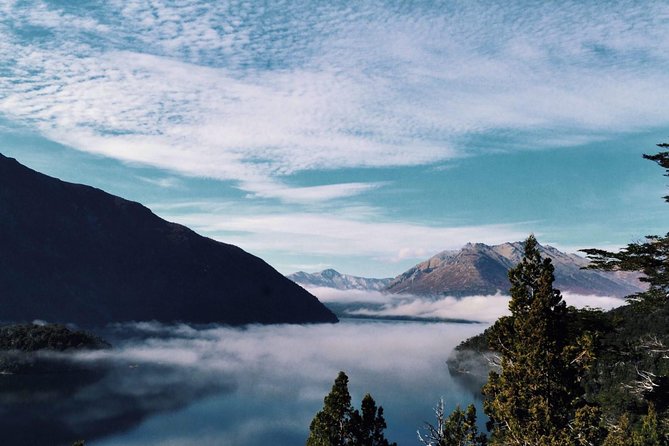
(0, 320), (486, 446)
(0, 358), (231, 445)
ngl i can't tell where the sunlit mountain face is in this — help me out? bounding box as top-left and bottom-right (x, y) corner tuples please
(1, 1), (668, 280)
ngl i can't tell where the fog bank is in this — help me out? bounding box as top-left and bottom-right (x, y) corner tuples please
(72, 320), (486, 446)
(308, 287), (628, 323)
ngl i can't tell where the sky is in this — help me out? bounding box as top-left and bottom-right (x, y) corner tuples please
(1, 0), (668, 278)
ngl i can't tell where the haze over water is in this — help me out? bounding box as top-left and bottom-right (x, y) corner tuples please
(70, 320), (486, 446)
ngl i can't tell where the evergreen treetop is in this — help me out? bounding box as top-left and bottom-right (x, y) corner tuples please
(307, 372), (396, 446)
(307, 371), (355, 446)
(483, 235), (596, 445)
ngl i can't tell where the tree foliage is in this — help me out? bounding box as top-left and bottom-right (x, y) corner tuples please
(443, 143), (669, 445)
(0, 323), (110, 352)
(350, 393), (395, 446)
(602, 404), (668, 446)
(602, 413), (633, 446)
(482, 235), (596, 445)
(634, 403), (664, 446)
(307, 371), (356, 446)
(581, 144), (669, 306)
(418, 399), (487, 446)
(581, 145), (669, 440)
(307, 144), (669, 446)
(307, 371), (396, 446)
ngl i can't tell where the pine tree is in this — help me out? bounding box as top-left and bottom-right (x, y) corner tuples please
(634, 403), (664, 446)
(307, 372), (396, 446)
(307, 371), (356, 446)
(350, 394), (397, 446)
(582, 145), (669, 439)
(603, 414), (633, 446)
(482, 235), (593, 445)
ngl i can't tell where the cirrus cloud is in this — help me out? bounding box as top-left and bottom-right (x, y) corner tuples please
(1, 1), (668, 203)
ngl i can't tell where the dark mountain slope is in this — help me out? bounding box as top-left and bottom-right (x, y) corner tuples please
(0, 153), (337, 326)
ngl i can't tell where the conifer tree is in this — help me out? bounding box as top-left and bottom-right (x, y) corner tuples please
(634, 403), (664, 446)
(350, 394), (397, 446)
(602, 414), (633, 446)
(307, 371), (356, 446)
(582, 145), (669, 439)
(482, 235), (594, 445)
(307, 372), (395, 446)
(601, 406), (668, 446)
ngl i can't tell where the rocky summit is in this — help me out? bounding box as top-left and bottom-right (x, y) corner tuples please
(288, 269), (392, 291)
(385, 241), (644, 298)
(0, 153), (337, 326)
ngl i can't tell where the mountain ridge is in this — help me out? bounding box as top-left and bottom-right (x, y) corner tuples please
(288, 269), (392, 291)
(385, 241), (644, 298)
(0, 153), (337, 326)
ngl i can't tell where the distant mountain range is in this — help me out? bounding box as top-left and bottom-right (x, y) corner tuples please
(388, 242), (644, 298)
(287, 269), (392, 291)
(0, 153), (337, 326)
(290, 242), (644, 299)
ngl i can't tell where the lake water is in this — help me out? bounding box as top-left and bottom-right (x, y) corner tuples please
(1, 319), (487, 446)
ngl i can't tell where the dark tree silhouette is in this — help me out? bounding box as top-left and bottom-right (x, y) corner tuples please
(307, 372), (395, 446)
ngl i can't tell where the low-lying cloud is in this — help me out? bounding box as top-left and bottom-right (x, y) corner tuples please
(0, 288), (629, 445)
(307, 287), (628, 323)
(63, 321), (484, 446)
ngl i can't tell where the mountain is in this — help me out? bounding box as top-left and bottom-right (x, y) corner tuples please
(385, 241), (644, 298)
(0, 153), (337, 326)
(288, 269), (392, 291)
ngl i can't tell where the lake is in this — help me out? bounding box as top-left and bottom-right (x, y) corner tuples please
(1, 319), (487, 446)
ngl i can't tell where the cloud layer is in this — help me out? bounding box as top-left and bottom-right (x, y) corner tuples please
(308, 287), (627, 322)
(1, 1), (669, 202)
(60, 321), (485, 446)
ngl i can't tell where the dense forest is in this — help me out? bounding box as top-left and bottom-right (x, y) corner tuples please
(307, 144), (669, 445)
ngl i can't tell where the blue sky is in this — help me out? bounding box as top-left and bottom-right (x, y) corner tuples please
(1, 0), (668, 277)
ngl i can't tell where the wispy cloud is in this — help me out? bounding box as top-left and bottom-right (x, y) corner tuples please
(241, 181), (387, 203)
(1, 1), (668, 203)
(152, 200), (528, 263)
(138, 176), (183, 189)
